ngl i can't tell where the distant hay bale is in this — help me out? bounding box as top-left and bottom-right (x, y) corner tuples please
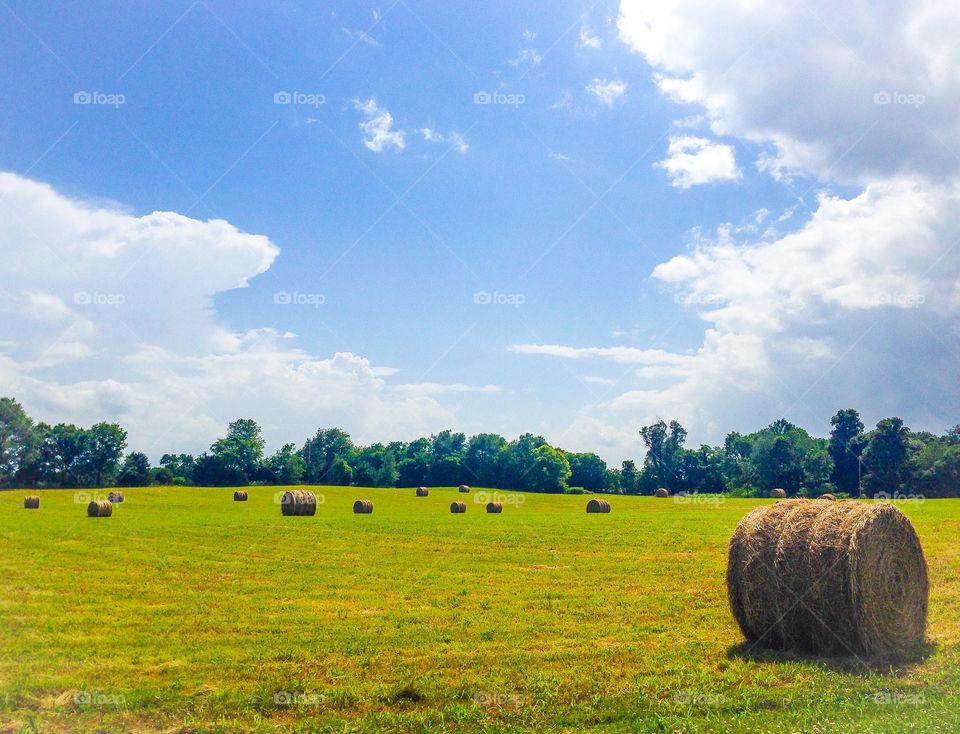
(726, 499), (929, 659)
(450, 501), (467, 514)
(486, 502), (503, 514)
(353, 499), (374, 514)
(24, 496), (40, 509)
(819, 493), (837, 501)
(770, 488), (787, 499)
(586, 498), (611, 513)
(233, 490), (248, 502)
(416, 487), (429, 497)
(459, 485), (470, 493)
(108, 491), (124, 503)
(87, 500), (113, 518)
(655, 488), (670, 498)
(280, 490), (317, 516)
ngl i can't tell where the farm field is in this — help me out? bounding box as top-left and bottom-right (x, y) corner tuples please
(1, 487), (959, 733)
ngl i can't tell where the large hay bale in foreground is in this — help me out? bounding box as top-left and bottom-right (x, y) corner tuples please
(770, 488), (787, 499)
(281, 490), (317, 516)
(655, 488), (670, 498)
(450, 501), (467, 514)
(458, 485), (470, 493)
(486, 502), (502, 514)
(108, 491), (124, 503)
(819, 493), (837, 501)
(353, 499), (373, 514)
(416, 487), (429, 497)
(586, 498), (611, 513)
(87, 500), (113, 518)
(727, 499), (928, 659)
(24, 496), (40, 509)
(234, 490), (248, 502)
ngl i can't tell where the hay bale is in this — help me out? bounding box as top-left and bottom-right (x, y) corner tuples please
(586, 498), (611, 513)
(486, 501), (502, 514)
(819, 493), (837, 501)
(458, 485), (470, 493)
(770, 488), (787, 498)
(353, 499), (374, 514)
(726, 499), (928, 659)
(450, 501), (467, 513)
(24, 496), (40, 509)
(108, 491), (124, 503)
(87, 500), (113, 518)
(416, 487), (429, 497)
(655, 488), (670, 498)
(280, 490), (317, 516)
(234, 490), (248, 502)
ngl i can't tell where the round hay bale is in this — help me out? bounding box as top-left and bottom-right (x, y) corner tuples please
(450, 501), (467, 514)
(486, 501), (502, 514)
(108, 491), (124, 503)
(819, 493), (837, 501)
(655, 488), (670, 498)
(586, 498), (611, 513)
(87, 500), (113, 518)
(234, 490), (248, 502)
(726, 499), (928, 659)
(416, 487), (429, 497)
(24, 496), (40, 509)
(281, 490), (317, 516)
(353, 499), (374, 514)
(770, 488), (787, 499)
(458, 485), (470, 493)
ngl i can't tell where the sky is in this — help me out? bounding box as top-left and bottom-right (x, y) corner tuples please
(1, 0), (958, 464)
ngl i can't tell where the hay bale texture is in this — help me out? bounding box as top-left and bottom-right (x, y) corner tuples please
(770, 488), (787, 498)
(353, 499), (373, 514)
(655, 488), (670, 498)
(24, 496), (40, 509)
(281, 490), (317, 516)
(450, 501), (467, 514)
(458, 485), (470, 493)
(234, 490), (248, 502)
(727, 499), (928, 659)
(416, 487), (429, 497)
(486, 502), (502, 514)
(586, 498), (611, 513)
(108, 491), (124, 503)
(819, 493), (837, 501)
(87, 500), (113, 518)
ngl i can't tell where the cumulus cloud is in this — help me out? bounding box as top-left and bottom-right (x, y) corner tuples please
(585, 78), (627, 106)
(655, 135), (741, 188)
(418, 127), (469, 153)
(353, 97), (405, 152)
(0, 173), (493, 457)
(578, 27), (602, 50)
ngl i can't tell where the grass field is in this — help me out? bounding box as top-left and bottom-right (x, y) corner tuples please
(1, 487), (959, 733)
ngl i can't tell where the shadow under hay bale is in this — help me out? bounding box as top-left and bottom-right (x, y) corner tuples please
(233, 490), (248, 502)
(770, 488), (787, 498)
(87, 500), (113, 518)
(486, 502), (502, 514)
(727, 499), (928, 660)
(655, 488), (670, 498)
(416, 487), (429, 497)
(353, 499), (373, 514)
(458, 485), (470, 493)
(281, 490), (317, 516)
(108, 491), (124, 503)
(24, 496), (40, 509)
(450, 501), (467, 514)
(586, 498), (611, 513)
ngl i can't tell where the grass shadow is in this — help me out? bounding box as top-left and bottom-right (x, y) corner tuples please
(726, 640), (937, 675)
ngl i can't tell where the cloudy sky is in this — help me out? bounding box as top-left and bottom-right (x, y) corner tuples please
(1, 0), (958, 462)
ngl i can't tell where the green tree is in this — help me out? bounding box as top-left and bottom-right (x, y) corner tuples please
(80, 423), (127, 487)
(465, 433), (508, 486)
(862, 417), (911, 496)
(210, 419), (265, 484)
(829, 408), (865, 497)
(504, 434), (547, 490)
(639, 420), (687, 492)
(526, 445), (571, 493)
(0, 398), (37, 486)
(266, 443), (305, 484)
(301, 428), (355, 483)
(37, 424), (86, 487)
(118, 452), (151, 486)
(327, 455), (353, 485)
(566, 452), (608, 492)
(620, 459), (639, 494)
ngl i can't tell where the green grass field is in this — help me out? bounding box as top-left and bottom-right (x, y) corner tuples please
(2, 487), (959, 733)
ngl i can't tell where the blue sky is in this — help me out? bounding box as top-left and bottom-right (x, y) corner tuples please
(2, 1), (957, 462)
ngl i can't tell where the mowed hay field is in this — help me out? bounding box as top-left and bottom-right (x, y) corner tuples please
(2, 488), (959, 733)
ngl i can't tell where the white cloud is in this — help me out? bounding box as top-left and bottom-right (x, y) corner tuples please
(585, 77), (627, 106)
(510, 343), (691, 366)
(578, 27), (602, 49)
(0, 173), (494, 457)
(509, 47), (542, 68)
(655, 135), (741, 189)
(418, 127), (469, 153)
(353, 97), (405, 152)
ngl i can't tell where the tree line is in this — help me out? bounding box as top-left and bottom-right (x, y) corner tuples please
(2, 397), (958, 497)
